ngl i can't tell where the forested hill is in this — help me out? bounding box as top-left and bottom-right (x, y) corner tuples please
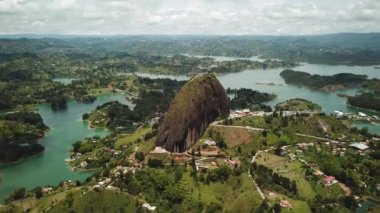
(0, 33), (380, 65)
(280, 69), (370, 91)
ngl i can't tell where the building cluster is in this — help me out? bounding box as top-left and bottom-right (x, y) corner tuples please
(111, 165), (137, 177)
(194, 157), (239, 171)
(229, 109), (320, 119)
(93, 177), (119, 191)
(281, 140), (371, 159)
(334, 110), (379, 121)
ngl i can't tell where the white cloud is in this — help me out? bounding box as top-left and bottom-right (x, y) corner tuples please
(0, 0), (378, 35)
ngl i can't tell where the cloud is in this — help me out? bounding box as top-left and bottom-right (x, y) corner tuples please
(0, 0), (379, 35)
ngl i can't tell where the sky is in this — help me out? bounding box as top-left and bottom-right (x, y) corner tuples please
(0, 0), (379, 35)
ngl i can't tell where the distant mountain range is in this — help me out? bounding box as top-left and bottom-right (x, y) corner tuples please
(0, 33), (379, 65)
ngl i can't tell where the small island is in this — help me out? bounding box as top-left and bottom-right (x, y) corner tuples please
(227, 88), (276, 110)
(275, 98), (322, 111)
(0, 112), (48, 163)
(280, 69), (368, 91)
(83, 101), (140, 130)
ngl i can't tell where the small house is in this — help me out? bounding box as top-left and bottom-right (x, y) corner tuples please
(349, 143), (369, 151)
(313, 170), (324, 176)
(142, 203), (157, 211)
(323, 176), (337, 186)
(288, 153), (296, 161)
(204, 140), (216, 146)
(228, 160), (238, 168)
(280, 200), (292, 208)
(80, 161), (88, 169)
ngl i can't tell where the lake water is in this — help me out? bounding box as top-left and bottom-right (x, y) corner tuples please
(0, 59), (379, 202)
(0, 93), (132, 202)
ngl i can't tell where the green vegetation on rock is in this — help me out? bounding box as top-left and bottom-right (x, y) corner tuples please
(275, 99), (322, 111)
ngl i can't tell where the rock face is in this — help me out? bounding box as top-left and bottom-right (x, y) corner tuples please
(156, 74), (230, 152)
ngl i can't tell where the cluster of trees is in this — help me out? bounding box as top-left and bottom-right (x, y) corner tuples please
(347, 91), (380, 112)
(97, 101), (140, 129)
(226, 88), (276, 109)
(207, 129), (227, 149)
(4, 187), (26, 204)
(196, 165), (234, 184)
(50, 95), (67, 111)
(115, 167), (186, 208)
(305, 146), (380, 196)
(3, 112), (47, 130)
(251, 163), (298, 196)
(147, 158), (164, 168)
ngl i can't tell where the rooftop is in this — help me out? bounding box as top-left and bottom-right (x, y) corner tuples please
(323, 176), (336, 183)
(349, 143), (369, 150)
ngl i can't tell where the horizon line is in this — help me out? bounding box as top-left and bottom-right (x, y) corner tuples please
(0, 32), (379, 38)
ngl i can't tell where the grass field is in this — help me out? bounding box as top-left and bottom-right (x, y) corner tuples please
(206, 126), (265, 156)
(114, 127), (152, 149)
(47, 189), (137, 213)
(256, 152), (316, 201)
(267, 194), (312, 213)
(231, 115), (368, 142)
(0, 187), (83, 213)
(311, 180), (345, 200)
(181, 171), (263, 212)
(210, 126), (254, 147)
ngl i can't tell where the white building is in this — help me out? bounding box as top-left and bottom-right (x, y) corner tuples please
(142, 203), (157, 211)
(349, 143), (369, 150)
(204, 139), (216, 146)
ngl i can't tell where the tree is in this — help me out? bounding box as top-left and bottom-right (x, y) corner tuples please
(34, 186), (43, 199)
(208, 165), (232, 182)
(135, 151), (145, 162)
(275, 146), (282, 156)
(147, 159), (163, 168)
(281, 116), (288, 127)
(72, 141), (82, 153)
(190, 157), (196, 169)
(164, 186), (185, 206)
(233, 167), (242, 176)
(206, 202), (222, 213)
(50, 95), (67, 111)
(273, 203), (282, 213)
(65, 191), (74, 208)
(257, 200), (270, 213)
(343, 196), (357, 209)
(5, 188), (26, 203)
(273, 111), (278, 118)
(237, 146), (242, 153)
(291, 180), (298, 195)
(82, 113), (89, 120)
